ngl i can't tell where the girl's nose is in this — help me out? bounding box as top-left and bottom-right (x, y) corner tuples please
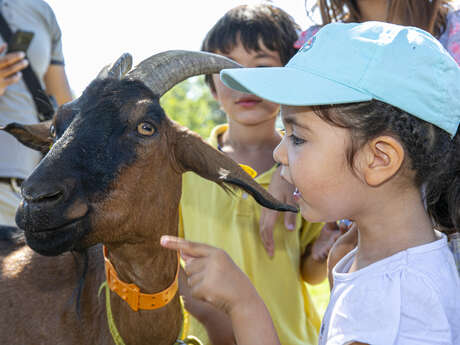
(273, 136), (288, 166)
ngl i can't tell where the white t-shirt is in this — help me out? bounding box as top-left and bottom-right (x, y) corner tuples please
(319, 232), (460, 345)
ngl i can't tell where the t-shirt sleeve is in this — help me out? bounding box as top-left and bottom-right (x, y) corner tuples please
(299, 219), (323, 254)
(325, 270), (452, 345)
(294, 25), (321, 49)
(397, 271), (453, 344)
(439, 10), (460, 66)
(43, 3), (65, 65)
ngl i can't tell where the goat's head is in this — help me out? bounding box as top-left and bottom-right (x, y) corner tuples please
(2, 51), (296, 257)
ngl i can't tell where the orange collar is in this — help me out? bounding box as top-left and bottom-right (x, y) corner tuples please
(103, 245), (180, 312)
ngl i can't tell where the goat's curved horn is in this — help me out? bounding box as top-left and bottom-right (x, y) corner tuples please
(96, 53), (133, 80)
(125, 50), (241, 97)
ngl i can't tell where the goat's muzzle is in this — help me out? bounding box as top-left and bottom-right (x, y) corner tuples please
(16, 178), (91, 256)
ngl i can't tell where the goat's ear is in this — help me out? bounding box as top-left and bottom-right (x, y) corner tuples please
(174, 127), (297, 212)
(1, 121), (52, 154)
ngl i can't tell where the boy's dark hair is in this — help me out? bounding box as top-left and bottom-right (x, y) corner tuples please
(201, 4), (300, 93)
(313, 100), (460, 234)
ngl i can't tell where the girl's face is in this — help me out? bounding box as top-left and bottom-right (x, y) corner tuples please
(274, 106), (367, 222)
(211, 38), (282, 127)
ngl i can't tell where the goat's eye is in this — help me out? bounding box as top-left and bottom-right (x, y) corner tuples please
(137, 122), (156, 136)
(50, 125), (56, 138)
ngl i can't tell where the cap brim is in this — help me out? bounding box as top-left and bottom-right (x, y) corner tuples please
(220, 67), (373, 106)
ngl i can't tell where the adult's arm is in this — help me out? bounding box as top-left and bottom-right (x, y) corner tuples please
(44, 63), (72, 105)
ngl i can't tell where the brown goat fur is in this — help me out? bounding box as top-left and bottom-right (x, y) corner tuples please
(0, 71), (295, 345)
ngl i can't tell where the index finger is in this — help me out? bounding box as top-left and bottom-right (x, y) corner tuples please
(160, 235), (213, 259)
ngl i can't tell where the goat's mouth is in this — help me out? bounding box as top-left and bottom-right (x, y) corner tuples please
(24, 215), (90, 256)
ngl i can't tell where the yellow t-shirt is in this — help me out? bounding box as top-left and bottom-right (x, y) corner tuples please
(179, 124), (323, 345)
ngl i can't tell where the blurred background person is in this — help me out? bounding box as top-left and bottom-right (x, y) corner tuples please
(0, 0), (72, 226)
(297, 0), (460, 64)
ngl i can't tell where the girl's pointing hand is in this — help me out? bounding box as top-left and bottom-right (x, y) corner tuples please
(160, 236), (258, 317)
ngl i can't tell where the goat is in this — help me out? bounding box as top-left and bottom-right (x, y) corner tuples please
(0, 51), (296, 345)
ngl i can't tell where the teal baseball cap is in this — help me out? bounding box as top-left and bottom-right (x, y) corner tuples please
(220, 21), (460, 136)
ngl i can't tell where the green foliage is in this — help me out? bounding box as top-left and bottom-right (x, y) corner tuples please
(160, 76), (226, 138)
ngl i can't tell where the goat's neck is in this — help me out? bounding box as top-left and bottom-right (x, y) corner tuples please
(105, 208), (179, 293)
(106, 241), (178, 293)
(103, 205), (182, 345)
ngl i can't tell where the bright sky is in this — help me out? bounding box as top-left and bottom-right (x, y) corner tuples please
(47, 0), (317, 96)
(47, 0), (460, 97)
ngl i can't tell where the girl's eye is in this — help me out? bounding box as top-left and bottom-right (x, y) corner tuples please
(49, 125), (56, 138)
(137, 122), (156, 136)
(289, 134), (306, 146)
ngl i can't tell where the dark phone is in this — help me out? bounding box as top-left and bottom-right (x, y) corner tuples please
(7, 30), (34, 53)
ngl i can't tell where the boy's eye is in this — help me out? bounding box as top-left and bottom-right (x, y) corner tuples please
(289, 134), (306, 146)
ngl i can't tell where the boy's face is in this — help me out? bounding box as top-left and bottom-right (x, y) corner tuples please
(212, 38), (283, 127)
(274, 106), (366, 223)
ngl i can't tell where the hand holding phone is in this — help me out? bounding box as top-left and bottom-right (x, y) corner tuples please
(0, 30), (33, 95)
(7, 30), (34, 53)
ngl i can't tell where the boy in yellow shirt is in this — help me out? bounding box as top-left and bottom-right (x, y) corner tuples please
(179, 5), (327, 345)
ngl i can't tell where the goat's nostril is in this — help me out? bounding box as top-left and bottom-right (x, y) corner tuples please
(25, 189), (65, 204)
(37, 190), (63, 203)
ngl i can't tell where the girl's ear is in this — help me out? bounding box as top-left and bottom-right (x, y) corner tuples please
(362, 136), (405, 187)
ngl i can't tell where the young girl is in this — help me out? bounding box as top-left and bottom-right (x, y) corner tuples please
(162, 21), (460, 345)
(261, 0), (460, 272)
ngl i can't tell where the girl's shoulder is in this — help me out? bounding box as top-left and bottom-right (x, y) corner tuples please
(294, 25), (322, 49)
(326, 251), (459, 345)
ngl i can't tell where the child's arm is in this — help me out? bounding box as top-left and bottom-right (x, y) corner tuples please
(310, 222), (346, 262)
(161, 236), (281, 345)
(326, 223), (358, 289)
(300, 242), (328, 285)
(300, 222), (347, 285)
(179, 268), (236, 345)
